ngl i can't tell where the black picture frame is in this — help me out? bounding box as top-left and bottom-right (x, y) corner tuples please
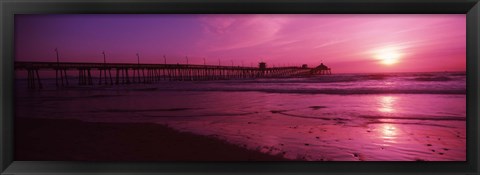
(1, 0), (479, 174)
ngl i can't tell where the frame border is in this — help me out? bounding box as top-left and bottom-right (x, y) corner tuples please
(1, 0), (479, 174)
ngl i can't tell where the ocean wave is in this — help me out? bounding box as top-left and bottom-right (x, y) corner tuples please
(366, 121), (457, 128)
(448, 72), (467, 76)
(305, 74), (393, 82)
(131, 87), (159, 91)
(187, 88), (466, 95)
(271, 89), (465, 95)
(213, 77), (360, 84)
(21, 94), (124, 101)
(412, 76), (452, 82)
(91, 108), (198, 113)
(198, 73), (464, 84)
(361, 74), (391, 80)
(359, 115), (466, 121)
(138, 112), (260, 118)
(273, 111), (348, 121)
(272, 112), (464, 128)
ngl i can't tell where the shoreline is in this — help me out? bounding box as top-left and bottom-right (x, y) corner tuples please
(15, 117), (288, 161)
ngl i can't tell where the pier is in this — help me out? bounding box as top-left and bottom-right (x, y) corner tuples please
(15, 61), (332, 89)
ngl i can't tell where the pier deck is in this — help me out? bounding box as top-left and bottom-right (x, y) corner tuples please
(15, 61), (321, 89)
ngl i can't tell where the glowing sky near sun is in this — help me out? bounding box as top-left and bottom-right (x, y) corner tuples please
(15, 14), (465, 73)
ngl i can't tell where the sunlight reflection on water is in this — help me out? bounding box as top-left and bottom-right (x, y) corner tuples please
(378, 96), (396, 113)
(381, 124), (398, 143)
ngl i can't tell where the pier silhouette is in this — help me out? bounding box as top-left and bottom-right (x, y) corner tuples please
(15, 61), (332, 89)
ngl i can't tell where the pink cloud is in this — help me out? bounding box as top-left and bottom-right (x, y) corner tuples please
(197, 15), (290, 52)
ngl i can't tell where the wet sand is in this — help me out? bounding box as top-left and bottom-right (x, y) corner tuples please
(15, 117), (287, 161)
(14, 75), (466, 161)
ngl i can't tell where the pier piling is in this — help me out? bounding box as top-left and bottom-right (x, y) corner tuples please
(15, 61), (331, 89)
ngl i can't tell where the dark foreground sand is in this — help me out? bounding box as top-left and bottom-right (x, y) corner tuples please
(15, 118), (287, 161)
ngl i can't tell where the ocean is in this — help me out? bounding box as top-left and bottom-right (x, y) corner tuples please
(15, 71), (466, 161)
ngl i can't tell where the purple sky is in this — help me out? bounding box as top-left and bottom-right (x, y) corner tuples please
(15, 14), (465, 73)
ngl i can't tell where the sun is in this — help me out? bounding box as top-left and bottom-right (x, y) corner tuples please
(374, 47), (402, 65)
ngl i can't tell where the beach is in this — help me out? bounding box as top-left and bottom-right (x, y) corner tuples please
(15, 117), (286, 161)
(14, 72), (466, 161)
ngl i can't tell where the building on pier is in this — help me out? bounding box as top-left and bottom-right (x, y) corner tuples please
(259, 62), (267, 69)
(311, 63), (332, 75)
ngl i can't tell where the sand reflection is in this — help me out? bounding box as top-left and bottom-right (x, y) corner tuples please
(376, 96), (399, 144)
(372, 123), (399, 146)
(381, 124), (397, 139)
(378, 96), (396, 113)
